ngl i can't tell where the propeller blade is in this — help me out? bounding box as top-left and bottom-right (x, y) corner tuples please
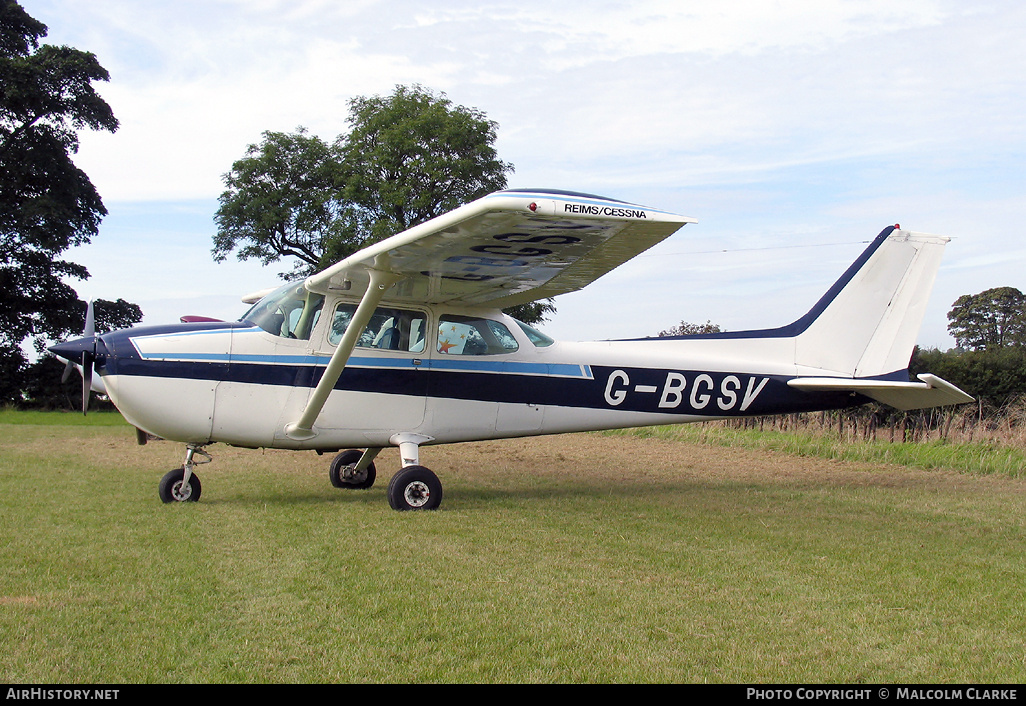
(81, 350), (94, 415)
(84, 300), (95, 338)
(81, 301), (96, 414)
(61, 359), (75, 383)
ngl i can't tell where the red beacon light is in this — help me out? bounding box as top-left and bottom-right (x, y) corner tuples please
(528, 202), (537, 212)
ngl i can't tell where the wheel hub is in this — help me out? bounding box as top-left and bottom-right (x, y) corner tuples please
(344, 465), (368, 484)
(403, 481), (431, 508)
(171, 481), (193, 501)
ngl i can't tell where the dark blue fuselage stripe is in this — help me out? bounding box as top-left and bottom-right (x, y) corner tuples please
(99, 357), (862, 417)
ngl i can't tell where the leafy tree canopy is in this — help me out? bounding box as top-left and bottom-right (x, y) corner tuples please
(906, 286), (1026, 410)
(213, 85), (552, 320)
(658, 320), (723, 337)
(214, 85), (513, 277)
(0, 1), (121, 403)
(946, 286), (1026, 351)
(338, 84), (513, 241)
(212, 127), (367, 277)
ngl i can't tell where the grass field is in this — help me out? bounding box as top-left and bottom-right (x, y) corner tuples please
(1, 412), (1024, 683)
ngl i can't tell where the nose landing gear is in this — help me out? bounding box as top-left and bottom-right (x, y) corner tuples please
(158, 445), (210, 503)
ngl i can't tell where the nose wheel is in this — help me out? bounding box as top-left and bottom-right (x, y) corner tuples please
(159, 445), (210, 503)
(158, 467), (202, 502)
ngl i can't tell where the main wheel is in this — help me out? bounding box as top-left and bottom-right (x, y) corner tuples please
(158, 467), (202, 503)
(329, 449), (376, 489)
(387, 465), (442, 511)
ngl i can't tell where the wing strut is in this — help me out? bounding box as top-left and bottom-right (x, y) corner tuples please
(284, 269), (402, 440)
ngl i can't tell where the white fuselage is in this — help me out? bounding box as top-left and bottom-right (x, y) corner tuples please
(96, 297), (845, 452)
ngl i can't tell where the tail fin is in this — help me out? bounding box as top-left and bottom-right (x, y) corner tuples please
(782, 225), (973, 410)
(790, 226), (948, 378)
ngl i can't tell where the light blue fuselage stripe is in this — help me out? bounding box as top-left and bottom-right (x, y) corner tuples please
(134, 348), (592, 379)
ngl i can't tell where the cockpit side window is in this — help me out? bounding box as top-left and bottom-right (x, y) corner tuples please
(328, 303), (427, 352)
(437, 315), (519, 355)
(241, 282), (325, 340)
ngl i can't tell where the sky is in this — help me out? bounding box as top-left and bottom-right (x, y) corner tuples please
(26, 0), (1026, 348)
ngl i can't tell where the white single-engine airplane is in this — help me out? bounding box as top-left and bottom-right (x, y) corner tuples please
(51, 189), (972, 510)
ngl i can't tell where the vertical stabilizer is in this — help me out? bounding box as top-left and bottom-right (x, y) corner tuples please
(792, 227), (949, 378)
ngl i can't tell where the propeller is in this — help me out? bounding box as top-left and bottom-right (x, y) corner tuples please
(51, 301), (100, 414)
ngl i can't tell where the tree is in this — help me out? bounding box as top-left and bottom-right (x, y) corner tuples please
(89, 298), (143, 336)
(338, 84), (513, 241)
(215, 86), (514, 274)
(0, 1), (119, 403)
(212, 128), (369, 277)
(209, 85), (557, 322)
(947, 286), (1026, 350)
(658, 320), (723, 337)
(341, 86), (548, 323)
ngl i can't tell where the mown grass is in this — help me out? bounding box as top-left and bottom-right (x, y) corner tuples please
(2, 412), (1025, 683)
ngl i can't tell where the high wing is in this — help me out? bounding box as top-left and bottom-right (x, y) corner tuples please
(285, 189), (695, 440)
(304, 189), (697, 307)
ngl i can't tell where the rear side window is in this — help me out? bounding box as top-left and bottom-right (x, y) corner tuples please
(437, 315), (519, 355)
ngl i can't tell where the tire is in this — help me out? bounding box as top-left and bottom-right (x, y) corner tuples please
(329, 449), (376, 489)
(158, 467), (202, 503)
(387, 465), (442, 511)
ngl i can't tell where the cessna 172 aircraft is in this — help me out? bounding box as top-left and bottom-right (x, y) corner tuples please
(51, 189), (972, 511)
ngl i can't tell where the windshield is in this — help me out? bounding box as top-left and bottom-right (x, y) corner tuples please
(241, 281), (325, 340)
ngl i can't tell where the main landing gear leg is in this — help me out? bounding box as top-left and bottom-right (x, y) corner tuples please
(158, 444), (211, 503)
(386, 433), (442, 511)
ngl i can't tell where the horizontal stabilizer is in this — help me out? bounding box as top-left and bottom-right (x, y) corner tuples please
(788, 374), (974, 411)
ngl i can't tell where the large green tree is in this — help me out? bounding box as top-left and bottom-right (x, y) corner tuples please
(0, 0), (119, 402)
(215, 85), (514, 269)
(212, 86), (555, 322)
(212, 127), (372, 277)
(337, 84), (513, 241)
(946, 286), (1026, 350)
